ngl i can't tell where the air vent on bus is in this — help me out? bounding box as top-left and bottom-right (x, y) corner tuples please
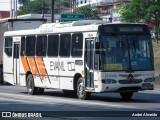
(38, 20), (107, 29)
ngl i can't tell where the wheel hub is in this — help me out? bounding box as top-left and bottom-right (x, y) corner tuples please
(28, 78), (32, 92)
(78, 82), (84, 94)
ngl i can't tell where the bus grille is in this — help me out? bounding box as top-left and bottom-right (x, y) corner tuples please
(118, 79), (142, 84)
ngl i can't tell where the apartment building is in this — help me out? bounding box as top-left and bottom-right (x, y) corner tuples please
(77, 0), (130, 22)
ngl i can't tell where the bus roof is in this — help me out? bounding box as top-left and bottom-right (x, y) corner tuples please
(4, 20), (147, 37)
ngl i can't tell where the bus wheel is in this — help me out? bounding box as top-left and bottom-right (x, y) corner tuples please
(77, 77), (91, 100)
(120, 92), (133, 100)
(27, 74), (38, 95)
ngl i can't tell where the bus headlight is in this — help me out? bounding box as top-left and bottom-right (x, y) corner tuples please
(144, 78), (154, 82)
(102, 79), (117, 84)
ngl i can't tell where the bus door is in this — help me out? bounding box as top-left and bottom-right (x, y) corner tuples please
(13, 42), (20, 85)
(85, 39), (94, 88)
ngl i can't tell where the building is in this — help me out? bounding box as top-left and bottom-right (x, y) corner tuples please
(0, 11), (10, 19)
(77, 0), (130, 22)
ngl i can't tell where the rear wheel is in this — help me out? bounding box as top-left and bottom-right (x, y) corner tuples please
(27, 74), (38, 95)
(27, 74), (44, 95)
(77, 77), (91, 100)
(120, 92), (133, 100)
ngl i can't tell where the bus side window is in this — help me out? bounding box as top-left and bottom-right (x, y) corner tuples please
(26, 36), (35, 56)
(4, 37), (13, 57)
(71, 33), (83, 57)
(21, 37), (25, 56)
(60, 34), (71, 57)
(36, 35), (47, 56)
(48, 35), (59, 57)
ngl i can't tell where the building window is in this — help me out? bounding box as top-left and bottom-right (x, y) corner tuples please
(36, 35), (47, 56)
(48, 35), (59, 57)
(80, 1), (83, 4)
(4, 37), (12, 56)
(60, 34), (71, 57)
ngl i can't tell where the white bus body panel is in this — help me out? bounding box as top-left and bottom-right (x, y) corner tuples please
(3, 53), (14, 85)
(94, 71), (154, 92)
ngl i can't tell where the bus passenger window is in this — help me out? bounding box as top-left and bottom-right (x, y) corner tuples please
(26, 36), (35, 56)
(4, 37), (13, 57)
(48, 35), (59, 57)
(21, 37), (25, 56)
(71, 33), (83, 57)
(36, 36), (47, 56)
(60, 34), (71, 57)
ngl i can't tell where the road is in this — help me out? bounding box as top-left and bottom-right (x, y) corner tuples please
(0, 85), (160, 120)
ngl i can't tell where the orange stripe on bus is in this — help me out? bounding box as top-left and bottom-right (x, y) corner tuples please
(21, 57), (30, 73)
(28, 57), (38, 79)
(36, 57), (47, 80)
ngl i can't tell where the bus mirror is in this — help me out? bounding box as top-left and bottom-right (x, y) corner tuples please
(95, 42), (100, 54)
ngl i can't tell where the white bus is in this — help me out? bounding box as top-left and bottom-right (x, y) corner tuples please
(3, 20), (154, 100)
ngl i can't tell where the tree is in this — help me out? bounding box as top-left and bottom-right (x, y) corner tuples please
(61, 0), (71, 8)
(119, 0), (160, 41)
(18, 0), (50, 15)
(76, 6), (100, 19)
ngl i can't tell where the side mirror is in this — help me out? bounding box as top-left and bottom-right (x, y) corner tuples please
(95, 42), (100, 54)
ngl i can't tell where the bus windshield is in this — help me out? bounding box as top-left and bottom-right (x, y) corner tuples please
(99, 35), (154, 71)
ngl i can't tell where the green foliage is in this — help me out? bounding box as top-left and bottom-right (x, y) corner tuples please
(119, 0), (160, 24)
(18, 0), (73, 15)
(76, 6), (100, 19)
(18, 0), (50, 15)
(119, 0), (160, 38)
(61, 0), (71, 8)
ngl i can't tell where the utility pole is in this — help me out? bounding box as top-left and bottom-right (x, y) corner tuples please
(13, 0), (15, 18)
(41, 0), (44, 19)
(10, 0), (12, 18)
(51, 0), (54, 23)
(15, 0), (17, 18)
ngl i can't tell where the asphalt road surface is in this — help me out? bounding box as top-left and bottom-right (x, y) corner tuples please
(0, 84), (160, 120)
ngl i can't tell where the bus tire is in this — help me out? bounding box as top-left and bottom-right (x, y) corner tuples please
(120, 92), (133, 100)
(77, 77), (91, 100)
(27, 74), (38, 95)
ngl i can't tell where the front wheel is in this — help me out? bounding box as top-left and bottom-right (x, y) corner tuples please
(120, 92), (133, 100)
(77, 77), (91, 100)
